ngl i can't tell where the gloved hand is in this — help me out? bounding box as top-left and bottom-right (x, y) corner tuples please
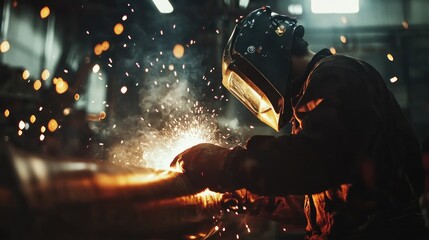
(221, 188), (264, 215)
(170, 143), (243, 192)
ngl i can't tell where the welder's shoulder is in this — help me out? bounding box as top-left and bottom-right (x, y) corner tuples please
(312, 54), (371, 78)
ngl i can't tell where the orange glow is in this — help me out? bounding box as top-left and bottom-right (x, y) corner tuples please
(94, 171), (175, 188)
(329, 47), (336, 55)
(340, 35), (347, 44)
(41, 126), (46, 133)
(4, 109), (10, 117)
(41, 69), (50, 80)
(30, 115), (36, 123)
(40, 6), (50, 19)
(99, 111), (107, 120)
(22, 70), (30, 80)
(55, 78), (68, 94)
(48, 119), (58, 132)
(18, 130), (23, 136)
(114, 23), (124, 35)
(33, 80), (42, 91)
(63, 108), (71, 116)
(101, 41), (110, 51)
(74, 93), (80, 100)
(173, 44), (185, 59)
(387, 53), (394, 61)
(0, 40), (10, 53)
(94, 44), (103, 55)
(297, 98), (324, 113)
(53, 77), (59, 85)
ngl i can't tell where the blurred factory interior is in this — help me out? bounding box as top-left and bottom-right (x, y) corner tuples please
(1, 0), (429, 239)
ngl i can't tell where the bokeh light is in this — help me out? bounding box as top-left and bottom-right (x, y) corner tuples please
(173, 44), (185, 58)
(390, 76), (398, 83)
(30, 115), (36, 123)
(114, 23), (124, 35)
(41, 69), (50, 80)
(94, 44), (103, 55)
(402, 20), (409, 29)
(40, 6), (50, 19)
(93, 64), (100, 73)
(120, 86), (128, 94)
(22, 69), (30, 80)
(102, 41), (110, 51)
(55, 78), (68, 94)
(0, 40), (10, 53)
(18, 120), (25, 130)
(48, 119), (58, 132)
(33, 80), (42, 90)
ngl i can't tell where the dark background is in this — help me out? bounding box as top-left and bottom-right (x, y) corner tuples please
(1, 0), (428, 239)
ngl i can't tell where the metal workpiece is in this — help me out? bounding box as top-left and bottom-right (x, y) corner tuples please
(0, 145), (224, 239)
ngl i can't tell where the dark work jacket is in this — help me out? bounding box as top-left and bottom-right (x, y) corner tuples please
(228, 49), (428, 239)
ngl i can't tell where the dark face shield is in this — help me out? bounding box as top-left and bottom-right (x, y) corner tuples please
(222, 51), (284, 132)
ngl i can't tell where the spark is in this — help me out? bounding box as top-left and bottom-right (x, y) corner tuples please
(141, 115), (223, 170)
(390, 76), (398, 83)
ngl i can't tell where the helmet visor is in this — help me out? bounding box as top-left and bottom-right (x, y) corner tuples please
(222, 56), (284, 132)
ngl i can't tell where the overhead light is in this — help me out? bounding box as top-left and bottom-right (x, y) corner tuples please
(239, 0), (250, 9)
(288, 4), (303, 15)
(152, 0), (174, 14)
(311, 0), (359, 14)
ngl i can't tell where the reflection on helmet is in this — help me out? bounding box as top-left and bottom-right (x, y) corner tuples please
(222, 6), (304, 131)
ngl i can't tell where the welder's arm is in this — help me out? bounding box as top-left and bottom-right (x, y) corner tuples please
(225, 66), (374, 195)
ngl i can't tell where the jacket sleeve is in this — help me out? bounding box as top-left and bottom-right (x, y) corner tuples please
(224, 188), (306, 226)
(254, 195), (306, 227)
(225, 64), (377, 195)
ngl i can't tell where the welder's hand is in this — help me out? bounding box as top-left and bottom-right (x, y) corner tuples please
(170, 143), (236, 192)
(221, 189), (264, 215)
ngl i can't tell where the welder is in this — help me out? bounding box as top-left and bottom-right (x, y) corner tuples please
(171, 7), (429, 239)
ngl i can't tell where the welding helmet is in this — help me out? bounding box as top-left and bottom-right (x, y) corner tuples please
(222, 6), (304, 131)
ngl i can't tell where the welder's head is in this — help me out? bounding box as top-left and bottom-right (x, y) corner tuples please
(222, 6), (305, 131)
